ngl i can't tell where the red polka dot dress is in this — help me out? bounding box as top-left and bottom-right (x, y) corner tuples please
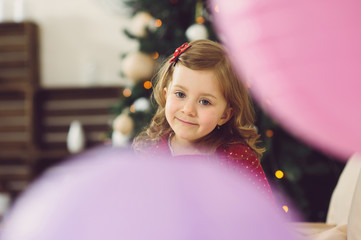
(216, 144), (273, 200)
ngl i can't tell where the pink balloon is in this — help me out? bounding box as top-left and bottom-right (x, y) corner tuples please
(211, 0), (361, 159)
(0, 147), (296, 240)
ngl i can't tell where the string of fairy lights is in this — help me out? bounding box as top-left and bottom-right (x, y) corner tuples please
(265, 126), (289, 213)
(275, 170), (289, 213)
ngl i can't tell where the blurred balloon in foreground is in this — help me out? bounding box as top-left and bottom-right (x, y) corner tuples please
(0, 146), (295, 240)
(211, 0), (361, 159)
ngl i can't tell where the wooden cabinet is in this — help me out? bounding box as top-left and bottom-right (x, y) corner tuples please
(0, 22), (39, 87)
(0, 22), (40, 196)
(32, 86), (123, 177)
(0, 22), (39, 154)
(0, 22), (124, 198)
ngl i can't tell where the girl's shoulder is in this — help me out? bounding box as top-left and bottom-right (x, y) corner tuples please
(216, 142), (260, 167)
(217, 142), (256, 157)
(216, 143), (273, 201)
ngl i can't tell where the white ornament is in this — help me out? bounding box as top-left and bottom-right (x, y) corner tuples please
(128, 12), (154, 37)
(112, 113), (134, 147)
(122, 52), (155, 82)
(133, 97), (151, 112)
(185, 23), (209, 42)
(66, 120), (86, 154)
(112, 113), (134, 136)
(111, 131), (131, 147)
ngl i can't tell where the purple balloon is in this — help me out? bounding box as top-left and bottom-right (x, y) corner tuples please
(211, 0), (361, 159)
(1, 146), (295, 240)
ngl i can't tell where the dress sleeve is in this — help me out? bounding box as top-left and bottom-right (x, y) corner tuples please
(218, 144), (273, 201)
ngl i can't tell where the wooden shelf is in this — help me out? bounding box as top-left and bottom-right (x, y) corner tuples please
(0, 22), (40, 87)
(0, 22), (39, 198)
(0, 22), (125, 200)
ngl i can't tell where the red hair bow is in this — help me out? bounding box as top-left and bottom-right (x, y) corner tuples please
(169, 43), (192, 66)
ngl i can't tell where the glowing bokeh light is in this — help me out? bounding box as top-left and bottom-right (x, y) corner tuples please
(130, 105), (136, 113)
(266, 130), (274, 138)
(152, 51), (159, 60)
(154, 19), (162, 27)
(123, 88), (132, 97)
(275, 170), (284, 179)
(196, 16), (205, 24)
(144, 81), (152, 89)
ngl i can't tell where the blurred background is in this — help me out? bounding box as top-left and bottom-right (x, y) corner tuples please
(0, 0), (345, 222)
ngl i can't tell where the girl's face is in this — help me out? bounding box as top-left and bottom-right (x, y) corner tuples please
(164, 65), (232, 146)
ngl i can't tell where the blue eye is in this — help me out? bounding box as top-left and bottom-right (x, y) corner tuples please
(175, 92), (185, 98)
(200, 99), (211, 105)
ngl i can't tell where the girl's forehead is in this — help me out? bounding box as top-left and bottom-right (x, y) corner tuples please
(172, 66), (224, 88)
(172, 65), (216, 80)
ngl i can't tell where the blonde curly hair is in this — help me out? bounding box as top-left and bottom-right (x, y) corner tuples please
(132, 39), (265, 157)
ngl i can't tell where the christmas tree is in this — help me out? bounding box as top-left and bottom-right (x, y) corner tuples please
(111, 0), (217, 145)
(111, 0), (345, 221)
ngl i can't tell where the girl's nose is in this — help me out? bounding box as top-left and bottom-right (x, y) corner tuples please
(182, 100), (196, 116)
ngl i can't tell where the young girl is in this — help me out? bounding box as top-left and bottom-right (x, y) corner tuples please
(133, 39), (272, 198)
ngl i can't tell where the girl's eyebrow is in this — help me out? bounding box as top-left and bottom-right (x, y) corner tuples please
(200, 93), (217, 99)
(172, 84), (217, 99)
(172, 84), (187, 90)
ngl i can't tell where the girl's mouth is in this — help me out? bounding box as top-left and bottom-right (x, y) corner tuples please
(176, 117), (197, 126)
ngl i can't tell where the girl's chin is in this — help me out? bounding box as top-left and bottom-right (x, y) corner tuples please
(173, 134), (197, 144)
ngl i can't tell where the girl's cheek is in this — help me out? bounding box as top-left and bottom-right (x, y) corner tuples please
(167, 95), (177, 105)
(168, 99), (181, 113)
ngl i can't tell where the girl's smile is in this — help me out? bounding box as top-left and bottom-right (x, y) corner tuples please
(175, 117), (198, 126)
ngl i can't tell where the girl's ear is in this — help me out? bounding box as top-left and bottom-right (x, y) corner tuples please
(218, 107), (233, 126)
(163, 87), (168, 99)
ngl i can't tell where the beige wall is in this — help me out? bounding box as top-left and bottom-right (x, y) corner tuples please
(1, 0), (138, 87)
